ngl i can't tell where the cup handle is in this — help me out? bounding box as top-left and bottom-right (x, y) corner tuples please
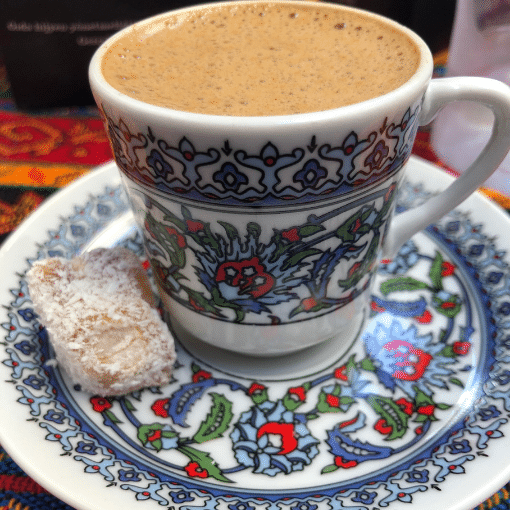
(382, 77), (510, 259)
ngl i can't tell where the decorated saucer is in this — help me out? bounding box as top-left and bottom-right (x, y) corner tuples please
(1, 157), (510, 510)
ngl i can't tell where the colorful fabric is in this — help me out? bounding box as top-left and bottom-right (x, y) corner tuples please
(0, 110), (112, 246)
(0, 446), (75, 510)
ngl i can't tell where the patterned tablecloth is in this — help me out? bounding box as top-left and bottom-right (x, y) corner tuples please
(1, 66), (510, 510)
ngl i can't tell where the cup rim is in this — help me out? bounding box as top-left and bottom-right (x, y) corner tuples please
(89, 0), (433, 127)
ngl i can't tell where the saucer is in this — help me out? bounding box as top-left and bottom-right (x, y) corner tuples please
(1, 157), (510, 510)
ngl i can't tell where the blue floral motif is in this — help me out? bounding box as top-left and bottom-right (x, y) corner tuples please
(478, 406), (501, 421)
(469, 244), (485, 257)
(118, 469), (141, 482)
(147, 149), (175, 181)
(213, 163), (249, 191)
(446, 220), (461, 234)
(449, 439), (472, 454)
(14, 340), (36, 354)
(406, 469), (429, 483)
(290, 502), (318, 510)
(363, 317), (455, 395)
(23, 374), (45, 390)
(43, 410), (66, 424)
(364, 140), (390, 172)
(352, 490), (377, 505)
(498, 302), (510, 316)
(379, 240), (419, 275)
(18, 308), (37, 322)
(293, 159), (328, 189)
(227, 502), (257, 510)
(230, 400), (319, 476)
(487, 272), (504, 284)
(76, 441), (99, 455)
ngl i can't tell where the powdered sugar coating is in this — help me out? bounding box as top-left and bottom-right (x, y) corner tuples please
(27, 247), (176, 396)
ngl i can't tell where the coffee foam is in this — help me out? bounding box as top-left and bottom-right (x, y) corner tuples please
(101, 2), (420, 116)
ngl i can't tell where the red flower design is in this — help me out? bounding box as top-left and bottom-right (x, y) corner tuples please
(453, 341), (471, 356)
(384, 184), (396, 201)
(348, 261), (362, 277)
(148, 429), (162, 442)
(334, 366), (348, 381)
(302, 297), (318, 311)
(248, 383), (266, 395)
(335, 456), (358, 468)
(165, 227), (186, 248)
(192, 369), (212, 383)
(371, 301), (386, 313)
(441, 261), (456, 277)
(417, 404), (435, 417)
(144, 220), (156, 239)
(326, 394), (340, 407)
(351, 218), (362, 233)
(216, 257), (275, 298)
(396, 397), (414, 415)
(282, 228), (300, 242)
(288, 386), (306, 402)
(185, 461), (209, 478)
(189, 298), (205, 311)
(151, 398), (170, 418)
(257, 422), (298, 455)
(374, 418), (393, 435)
(415, 310), (433, 324)
(90, 397), (112, 413)
(186, 220), (204, 232)
(383, 339), (432, 381)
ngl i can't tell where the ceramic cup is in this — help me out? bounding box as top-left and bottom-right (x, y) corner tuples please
(89, 1), (510, 357)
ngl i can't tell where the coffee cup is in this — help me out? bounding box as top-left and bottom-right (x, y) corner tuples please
(89, 0), (510, 357)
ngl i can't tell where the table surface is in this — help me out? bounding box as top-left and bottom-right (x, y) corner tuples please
(1, 59), (510, 510)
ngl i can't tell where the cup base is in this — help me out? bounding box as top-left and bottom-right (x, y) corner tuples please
(167, 309), (367, 381)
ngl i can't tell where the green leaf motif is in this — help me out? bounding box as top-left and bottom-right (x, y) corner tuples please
(137, 423), (178, 452)
(368, 395), (409, 440)
(432, 294), (462, 319)
(185, 287), (221, 315)
(317, 384), (346, 413)
(193, 393), (234, 443)
(299, 224), (325, 237)
(335, 210), (364, 242)
(179, 445), (232, 482)
(380, 277), (430, 296)
(218, 221), (240, 241)
(449, 377), (464, 388)
(321, 464), (339, 474)
(282, 248), (322, 271)
(429, 251), (445, 290)
(439, 345), (456, 358)
(105, 410), (122, 424)
(247, 222), (261, 239)
(361, 358), (376, 372)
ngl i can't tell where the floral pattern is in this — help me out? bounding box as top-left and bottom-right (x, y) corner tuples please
(2, 175), (510, 510)
(102, 106), (419, 206)
(141, 183), (397, 325)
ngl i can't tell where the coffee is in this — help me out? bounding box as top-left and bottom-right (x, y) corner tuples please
(101, 1), (420, 116)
